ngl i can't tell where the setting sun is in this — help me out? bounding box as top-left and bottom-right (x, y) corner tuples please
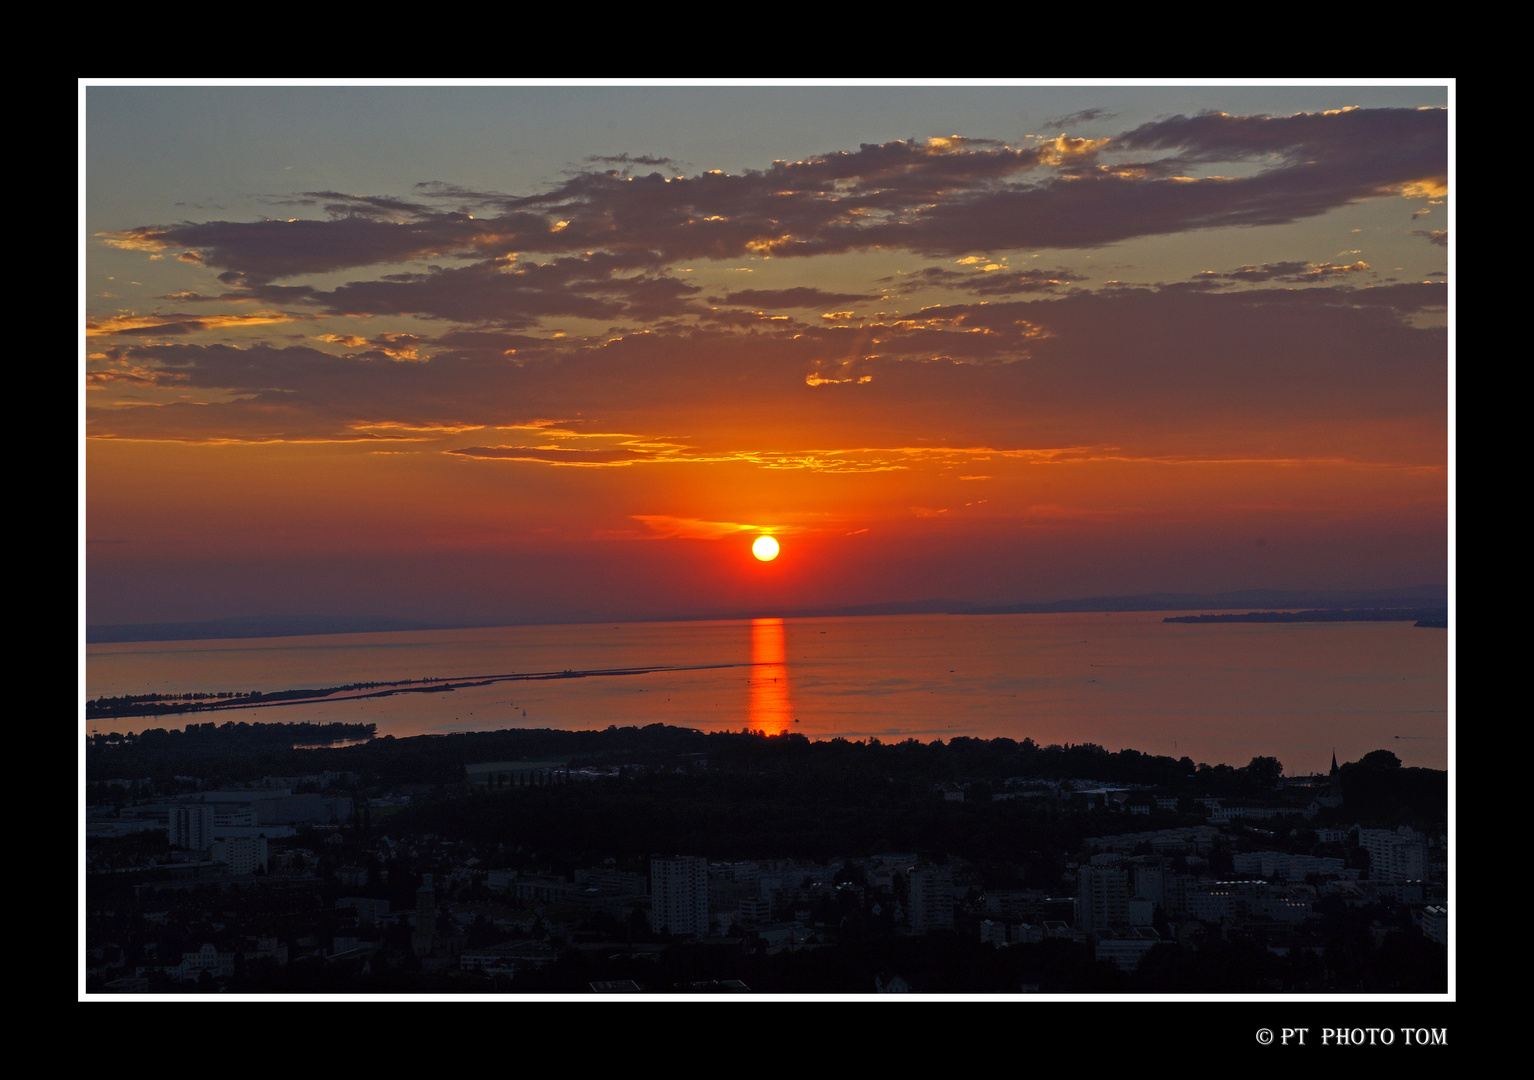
(752, 535), (780, 561)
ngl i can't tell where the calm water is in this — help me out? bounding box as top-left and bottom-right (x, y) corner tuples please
(85, 612), (1449, 774)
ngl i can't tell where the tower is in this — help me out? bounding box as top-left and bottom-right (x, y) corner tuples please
(649, 856), (709, 936)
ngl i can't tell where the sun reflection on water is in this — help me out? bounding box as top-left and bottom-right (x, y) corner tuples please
(749, 617), (793, 734)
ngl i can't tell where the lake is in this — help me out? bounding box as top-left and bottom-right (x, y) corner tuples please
(85, 611), (1449, 774)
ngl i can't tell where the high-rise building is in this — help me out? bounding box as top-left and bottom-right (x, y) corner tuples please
(1356, 827), (1427, 883)
(1077, 866), (1130, 932)
(412, 874), (438, 957)
(168, 804), (214, 852)
(908, 865), (955, 933)
(650, 856), (709, 936)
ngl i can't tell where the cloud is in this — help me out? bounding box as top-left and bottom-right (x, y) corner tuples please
(308, 254), (702, 326)
(85, 310), (308, 337)
(630, 515), (759, 539)
(1191, 260), (1373, 285)
(716, 286), (877, 309)
(1044, 108), (1115, 128)
(1412, 229), (1448, 247)
(1114, 106), (1444, 173)
(445, 445), (660, 466)
(881, 265), (1086, 296)
(102, 111), (1446, 298)
(1034, 135), (1111, 165)
(85, 278), (1444, 480)
(318, 332), (424, 359)
(583, 153), (680, 169)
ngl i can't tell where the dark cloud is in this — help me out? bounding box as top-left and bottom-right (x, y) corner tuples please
(300, 191), (437, 219)
(694, 308), (807, 329)
(310, 254), (702, 325)
(1044, 108), (1114, 128)
(717, 287), (877, 309)
(583, 154), (679, 169)
(90, 282), (1445, 454)
(237, 283), (322, 304)
(114, 320), (202, 336)
(445, 445), (653, 464)
(102, 110), (1447, 292)
(1413, 229), (1448, 247)
(1192, 260), (1373, 285)
(882, 266), (1086, 296)
(102, 210), (553, 285)
(1115, 106), (1445, 172)
(412, 180), (513, 207)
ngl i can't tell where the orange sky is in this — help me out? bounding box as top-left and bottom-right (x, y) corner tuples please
(85, 85), (1449, 628)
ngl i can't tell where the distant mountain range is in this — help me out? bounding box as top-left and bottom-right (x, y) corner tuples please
(85, 585), (1449, 645)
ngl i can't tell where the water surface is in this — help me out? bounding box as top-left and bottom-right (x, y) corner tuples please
(86, 611), (1449, 773)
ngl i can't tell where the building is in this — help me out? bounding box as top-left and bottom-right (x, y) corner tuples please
(1421, 905), (1447, 945)
(337, 897), (390, 924)
(1356, 826), (1427, 883)
(176, 943), (235, 981)
(650, 856), (709, 936)
(168, 804), (214, 852)
(211, 834), (268, 875)
(739, 894), (772, 923)
(908, 865), (956, 933)
(1095, 926), (1161, 971)
(412, 874), (438, 957)
(1185, 881), (1314, 924)
(194, 790), (353, 827)
(1076, 866), (1130, 932)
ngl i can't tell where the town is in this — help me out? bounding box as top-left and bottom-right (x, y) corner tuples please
(83, 722), (1447, 994)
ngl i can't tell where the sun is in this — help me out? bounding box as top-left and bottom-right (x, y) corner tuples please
(752, 535), (780, 561)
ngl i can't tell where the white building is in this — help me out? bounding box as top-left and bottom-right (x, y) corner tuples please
(650, 856), (709, 936)
(1357, 827), (1427, 883)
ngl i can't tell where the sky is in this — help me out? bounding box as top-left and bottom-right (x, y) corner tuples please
(82, 81), (1451, 628)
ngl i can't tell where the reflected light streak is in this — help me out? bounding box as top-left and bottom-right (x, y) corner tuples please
(748, 617), (793, 735)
